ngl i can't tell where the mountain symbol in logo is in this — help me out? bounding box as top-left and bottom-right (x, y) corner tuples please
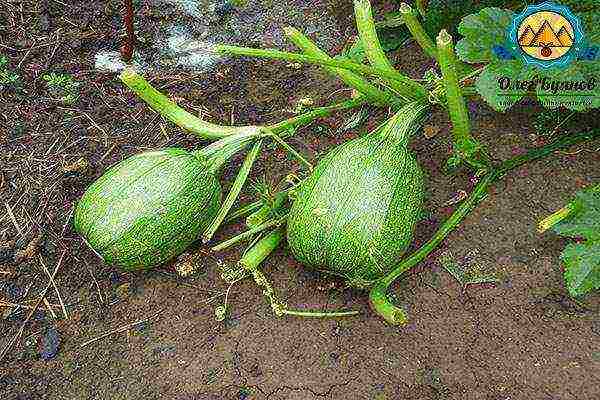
(519, 20), (573, 47)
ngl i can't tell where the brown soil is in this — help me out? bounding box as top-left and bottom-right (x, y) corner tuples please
(1, 2), (599, 400)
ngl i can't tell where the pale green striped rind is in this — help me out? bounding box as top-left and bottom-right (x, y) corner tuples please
(286, 134), (424, 285)
(74, 148), (221, 270)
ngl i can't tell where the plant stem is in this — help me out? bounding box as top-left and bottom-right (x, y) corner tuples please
(399, 3), (437, 60)
(352, 0), (427, 102)
(267, 97), (367, 135)
(121, 67), (365, 143)
(120, 67), (260, 140)
(264, 129), (313, 171)
(215, 45), (428, 100)
(203, 140), (263, 243)
(120, 0), (135, 62)
(239, 227), (359, 318)
(283, 27), (394, 105)
(436, 30), (488, 169)
(283, 309), (360, 317)
(370, 128), (600, 325)
(226, 200), (263, 223)
(246, 191), (288, 228)
(211, 216), (287, 252)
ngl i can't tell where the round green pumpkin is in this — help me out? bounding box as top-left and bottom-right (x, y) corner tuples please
(74, 148), (221, 270)
(286, 108), (425, 287)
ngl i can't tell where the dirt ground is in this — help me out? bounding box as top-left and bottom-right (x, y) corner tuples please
(1, 1), (600, 399)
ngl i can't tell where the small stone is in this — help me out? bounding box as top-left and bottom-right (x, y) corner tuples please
(39, 326), (60, 360)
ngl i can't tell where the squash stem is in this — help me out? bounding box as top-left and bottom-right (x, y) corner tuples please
(264, 129), (313, 171)
(215, 45), (428, 100)
(246, 191), (288, 228)
(370, 128), (600, 325)
(283, 26), (395, 106)
(225, 200), (263, 223)
(399, 3), (437, 60)
(436, 30), (489, 170)
(267, 97), (367, 135)
(211, 215), (287, 252)
(353, 0), (427, 102)
(203, 140), (263, 243)
(119, 67), (259, 140)
(537, 183), (600, 233)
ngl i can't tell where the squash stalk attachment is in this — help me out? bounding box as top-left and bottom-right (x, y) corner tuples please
(436, 30), (489, 171)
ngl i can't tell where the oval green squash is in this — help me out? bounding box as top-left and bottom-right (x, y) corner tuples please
(74, 148), (221, 271)
(286, 102), (427, 287)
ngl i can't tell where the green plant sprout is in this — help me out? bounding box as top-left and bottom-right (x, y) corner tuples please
(42, 72), (80, 105)
(0, 55), (21, 92)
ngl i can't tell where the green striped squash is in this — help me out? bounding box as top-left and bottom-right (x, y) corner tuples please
(74, 148), (221, 271)
(286, 102), (427, 287)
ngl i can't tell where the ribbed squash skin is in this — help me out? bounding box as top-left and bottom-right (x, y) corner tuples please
(74, 148), (221, 270)
(286, 133), (424, 286)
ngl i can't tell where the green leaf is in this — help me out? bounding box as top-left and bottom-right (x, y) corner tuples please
(423, 0), (516, 41)
(561, 241), (600, 298)
(554, 191), (600, 241)
(474, 61), (536, 111)
(455, 7), (515, 63)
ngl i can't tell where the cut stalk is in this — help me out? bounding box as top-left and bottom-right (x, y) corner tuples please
(120, 67), (259, 140)
(353, 0), (425, 101)
(538, 183), (600, 233)
(437, 30), (488, 169)
(283, 27), (394, 105)
(203, 140), (263, 243)
(215, 45), (428, 100)
(399, 3), (437, 60)
(370, 128), (600, 325)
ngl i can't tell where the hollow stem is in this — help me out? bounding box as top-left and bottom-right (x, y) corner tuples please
(370, 128), (600, 325)
(437, 30), (488, 170)
(215, 45), (428, 100)
(283, 27), (394, 105)
(203, 140), (263, 243)
(399, 3), (437, 60)
(353, 0), (425, 102)
(119, 67), (260, 140)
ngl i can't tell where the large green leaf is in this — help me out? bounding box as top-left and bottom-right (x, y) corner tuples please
(561, 242), (600, 298)
(422, 0), (516, 39)
(475, 61), (536, 111)
(554, 191), (600, 241)
(455, 7), (515, 63)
